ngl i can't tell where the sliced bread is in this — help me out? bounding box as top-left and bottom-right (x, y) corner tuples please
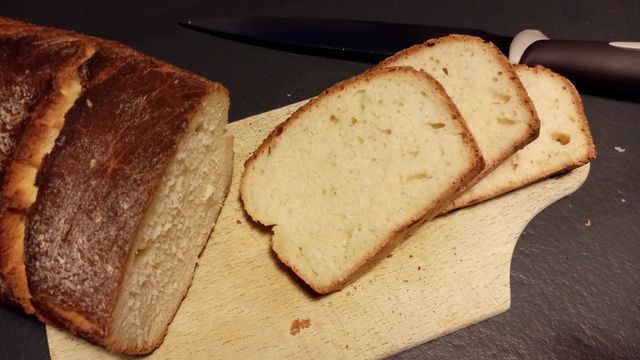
(0, 17), (96, 310)
(19, 38), (233, 355)
(377, 35), (540, 187)
(241, 67), (484, 294)
(445, 65), (596, 211)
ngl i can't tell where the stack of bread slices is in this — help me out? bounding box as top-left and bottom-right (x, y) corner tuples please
(241, 36), (596, 294)
(0, 17), (234, 355)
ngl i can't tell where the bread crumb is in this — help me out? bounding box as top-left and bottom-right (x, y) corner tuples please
(614, 146), (626, 153)
(86, 99), (93, 108)
(585, 219), (591, 227)
(290, 318), (311, 335)
(621, 198), (626, 203)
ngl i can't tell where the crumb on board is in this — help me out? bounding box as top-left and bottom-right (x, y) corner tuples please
(614, 146), (626, 153)
(290, 318), (311, 335)
(585, 219), (592, 227)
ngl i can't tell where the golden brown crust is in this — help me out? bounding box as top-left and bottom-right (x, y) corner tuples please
(241, 66), (484, 293)
(0, 17), (96, 311)
(376, 34), (541, 182)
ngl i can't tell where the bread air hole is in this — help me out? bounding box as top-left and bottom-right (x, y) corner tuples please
(353, 89), (366, 110)
(552, 132), (571, 145)
(497, 117), (516, 125)
(492, 92), (511, 104)
(330, 114), (339, 123)
(346, 228), (353, 239)
(351, 117), (358, 126)
(407, 172), (430, 180)
(442, 67), (448, 75)
(321, 186), (338, 196)
(429, 122), (445, 129)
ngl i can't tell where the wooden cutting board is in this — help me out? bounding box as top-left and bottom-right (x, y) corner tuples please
(47, 100), (590, 359)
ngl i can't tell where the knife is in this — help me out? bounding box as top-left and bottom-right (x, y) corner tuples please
(179, 16), (640, 92)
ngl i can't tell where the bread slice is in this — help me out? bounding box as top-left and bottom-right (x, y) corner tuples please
(0, 17), (96, 310)
(377, 35), (540, 187)
(445, 65), (596, 211)
(23, 40), (234, 354)
(241, 67), (484, 294)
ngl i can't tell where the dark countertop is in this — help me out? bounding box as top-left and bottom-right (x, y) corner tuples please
(1, 1), (638, 359)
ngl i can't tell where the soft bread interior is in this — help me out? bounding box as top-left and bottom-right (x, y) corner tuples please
(379, 36), (538, 175)
(242, 68), (481, 293)
(448, 66), (595, 210)
(107, 90), (233, 353)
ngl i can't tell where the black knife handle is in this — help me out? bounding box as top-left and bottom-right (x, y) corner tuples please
(521, 40), (640, 92)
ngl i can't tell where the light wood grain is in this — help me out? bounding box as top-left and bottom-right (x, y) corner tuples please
(47, 101), (590, 360)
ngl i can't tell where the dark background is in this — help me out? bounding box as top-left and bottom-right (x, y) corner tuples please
(1, 1), (639, 359)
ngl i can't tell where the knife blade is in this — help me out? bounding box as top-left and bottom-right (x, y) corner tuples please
(180, 16), (640, 92)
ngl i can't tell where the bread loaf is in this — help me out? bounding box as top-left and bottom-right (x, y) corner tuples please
(0, 18), (234, 355)
(241, 67), (484, 293)
(445, 65), (596, 211)
(0, 17), (95, 310)
(377, 35), (540, 188)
